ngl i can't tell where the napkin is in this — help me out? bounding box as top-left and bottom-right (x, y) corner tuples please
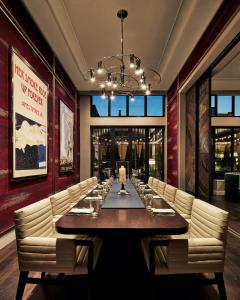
(151, 208), (175, 214)
(85, 196), (102, 200)
(69, 207), (93, 214)
(153, 195), (161, 199)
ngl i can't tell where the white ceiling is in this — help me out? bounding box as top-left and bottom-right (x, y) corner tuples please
(22, 0), (223, 91)
(212, 42), (240, 91)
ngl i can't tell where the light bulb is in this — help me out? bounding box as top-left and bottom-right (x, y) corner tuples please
(146, 89), (151, 95)
(141, 83), (147, 90)
(130, 96), (135, 102)
(113, 83), (117, 89)
(101, 94), (106, 99)
(90, 77), (95, 82)
(100, 83), (105, 88)
(107, 81), (112, 87)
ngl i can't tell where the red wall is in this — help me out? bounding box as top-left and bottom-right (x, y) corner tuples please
(166, 0), (240, 187)
(167, 95), (178, 187)
(0, 2), (79, 234)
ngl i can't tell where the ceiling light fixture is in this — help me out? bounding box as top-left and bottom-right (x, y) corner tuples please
(88, 9), (161, 97)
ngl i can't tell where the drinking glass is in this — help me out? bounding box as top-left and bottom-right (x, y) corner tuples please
(90, 199), (100, 217)
(144, 194), (153, 211)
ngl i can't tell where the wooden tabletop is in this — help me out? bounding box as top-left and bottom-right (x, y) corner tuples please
(56, 183), (188, 236)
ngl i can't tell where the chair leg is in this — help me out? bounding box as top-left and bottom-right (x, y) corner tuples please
(41, 272), (46, 280)
(215, 272), (227, 300)
(16, 271), (28, 300)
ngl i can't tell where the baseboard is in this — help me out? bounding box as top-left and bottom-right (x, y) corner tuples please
(0, 229), (15, 249)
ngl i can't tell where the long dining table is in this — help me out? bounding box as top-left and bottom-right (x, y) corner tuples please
(56, 181), (188, 237)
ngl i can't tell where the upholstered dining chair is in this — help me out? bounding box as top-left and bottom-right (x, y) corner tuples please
(152, 178), (159, 192)
(79, 180), (89, 197)
(173, 190), (194, 220)
(148, 177), (154, 188)
(155, 180), (166, 197)
(141, 199), (229, 300)
(50, 190), (72, 222)
(68, 184), (84, 205)
(14, 198), (102, 300)
(162, 184), (177, 206)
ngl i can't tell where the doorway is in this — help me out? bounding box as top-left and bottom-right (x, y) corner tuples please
(91, 126), (164, 182)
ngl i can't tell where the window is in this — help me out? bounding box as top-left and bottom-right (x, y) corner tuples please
(91, 96), (108, 117)
(211, 95), (216, 115)
(91, 95), (165, 117)
(110, 96), (127, 116)
(213, 127), (240, 178)
(235, 96), (240, 116)
(147, 96), (164, 116)
(217, 96), (232, 116)
(129, 96), (145, 116)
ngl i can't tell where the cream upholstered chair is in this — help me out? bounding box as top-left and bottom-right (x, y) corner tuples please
(155, 180), (166, 197)
(50, 190), (72, 222)
(148, 177), (154, 188)
(92, 176), (98, 188)
(141, 199), (229, 300)
(174, 190), (194, 220)
(86, 178), (94, 192)
(162, 184), (177, 206)
(152, 178), (159, 192)
(68, 184), (83, 205)
(79, 180), (89, 197)
(14, 198), (102, 300)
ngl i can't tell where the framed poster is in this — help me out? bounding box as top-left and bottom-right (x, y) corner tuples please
(59, 99), (74, 173)
(11, 48), (49, 180)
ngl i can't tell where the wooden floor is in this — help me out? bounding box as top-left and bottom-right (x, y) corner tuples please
(0, 195), (240, 300)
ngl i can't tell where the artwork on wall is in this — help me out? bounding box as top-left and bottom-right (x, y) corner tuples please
(60, 99), (74, 173)
(11, 48), (49, 180)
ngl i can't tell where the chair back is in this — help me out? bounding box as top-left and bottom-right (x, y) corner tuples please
(156, 180), (166, 196)
(174, 190), (194, 219)
(190, 199), (229, 242)
(14, 198), (53, 239)
(163, 184), (177, 203)
(50, 190), (71, 216)
(68, 184), (81, 203)
(79, 180), (89, 195)
(148, 177), (154, 187)
(152, 178), (159, 190)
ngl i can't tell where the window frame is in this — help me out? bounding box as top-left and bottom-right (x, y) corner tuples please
(211, 95), (240, 117)
(90, 95), (165, 117)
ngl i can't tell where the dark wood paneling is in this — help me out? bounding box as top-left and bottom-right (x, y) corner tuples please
(167, 95), (178, 187)
(185, 85), (196, 194)
(198, 75), (211, 199)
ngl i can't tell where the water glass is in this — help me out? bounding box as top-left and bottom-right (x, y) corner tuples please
(90, 199), (100, 217)
(144, 194), (153, 211)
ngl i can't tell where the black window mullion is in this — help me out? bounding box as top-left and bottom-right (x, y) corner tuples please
(144, 96), (147, 116)
(108, 96), (111, 116)
(126, 96), (129, 116)
(232, 95), (235, 116)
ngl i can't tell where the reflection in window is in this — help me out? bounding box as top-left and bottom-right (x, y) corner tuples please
(233, 128), (240, 171)
(147, 96), (164, 116)
(235, 96), (240, 116)
(132, 128), (146, 179)
(110, 96), (127, 116)
(92, 96), (108, 116)
(215, 128), (232, 175)
(217, 96), (232, 116)
(92, 128), (112, 179)
(129, 96), (145, 116)
(148, 128), (164, 179)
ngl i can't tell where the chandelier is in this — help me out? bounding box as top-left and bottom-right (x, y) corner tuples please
(88, 9), (161, 100)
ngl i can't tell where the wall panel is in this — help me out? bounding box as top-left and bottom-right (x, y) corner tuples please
(185, 85), (196, 194)
(0, 4), (79, 234)
(167, 96), (178, 187)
